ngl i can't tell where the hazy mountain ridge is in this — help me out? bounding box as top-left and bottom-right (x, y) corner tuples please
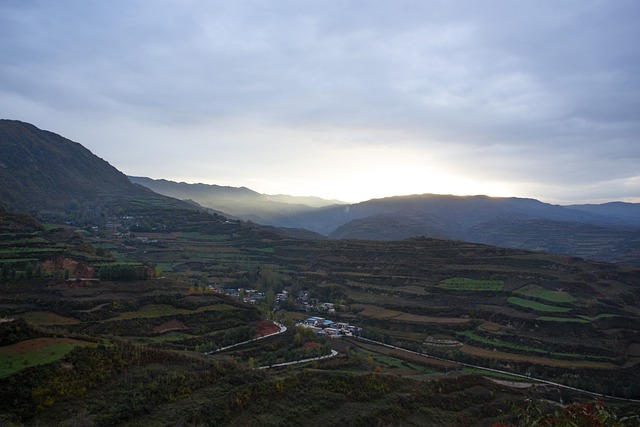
(322, 196), (640, 264)
(2, 120), (638, 264)
(129, 176), (345, 226)
(0, 120), (320, 240)
(130, 177), (640, 264)
(566, 202), (640, 227)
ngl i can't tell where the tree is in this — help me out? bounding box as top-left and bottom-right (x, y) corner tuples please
(265, 288), (275, 308)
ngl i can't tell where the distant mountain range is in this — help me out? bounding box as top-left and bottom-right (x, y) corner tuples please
(131, 179), (640, 265)
(1, 119), (638, 264)
(128, 176), (344, 224)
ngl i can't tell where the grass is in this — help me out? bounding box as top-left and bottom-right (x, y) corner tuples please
(130, 332), (195, 344)
(536, 316), (589, 323)
(113, 303), (236, 320)
(577, 314), (619, 321)
(460, 344), (617, 369)
(463, 367), (526, 381)
(373, 355), (437, 374)
(0, 237), (47, 246)
(0, 248), (60, 254)
(177, 232), (228, 242)
(356, 304), (471, 324)
(0, 258), (39, 263)
(20, 311), (80, 326)
(507, 297), (571, 313)
(514, 284), (576, 303)
(0, 338), (95, 377)
(438, 277), (504, 291)
(456, 330), (609, 360)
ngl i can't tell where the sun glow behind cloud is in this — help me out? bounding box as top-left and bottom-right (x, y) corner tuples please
(1, 1), (638, 204)
(156, 122), (518, 203)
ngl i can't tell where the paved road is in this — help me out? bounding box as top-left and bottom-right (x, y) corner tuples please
(258, 349), (339, 369)
(205, 322), (287, 354)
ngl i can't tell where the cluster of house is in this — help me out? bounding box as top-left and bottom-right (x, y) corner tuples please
(217, 287), (265, 304)
(215, 287), (336, 313)
(297, 317), (359, 337)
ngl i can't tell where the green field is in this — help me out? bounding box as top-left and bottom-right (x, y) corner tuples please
(113, 303), (235, 320)
(456, 330), (610, 361)
(438, 277), (504, 291)
(507, 296), (571, 312)
(536, 316), (589, 323)
(577, 313), (619, 321)
(0, 338), (94, 377)
(373, 354), (437, 374)
(514, 284), (576, 303)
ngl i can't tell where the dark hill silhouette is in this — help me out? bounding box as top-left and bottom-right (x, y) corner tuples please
(0, 120), (320, 240)
(316, 195), (640, 264)
(0, 119), (184, 215)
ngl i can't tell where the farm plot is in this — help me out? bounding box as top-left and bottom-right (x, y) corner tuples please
(355, 304), (472, 324)
(437, 277), (504, 291)
(459, 344), (619, 369)
(514, 284), (576, 303)
(112, 303), (236, 321)
(20, 311), (80, 326)
(0, 338), (95, 377)
(507, 297), (571, 313)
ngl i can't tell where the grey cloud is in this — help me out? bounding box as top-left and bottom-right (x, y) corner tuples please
(0, 0), (638, 202)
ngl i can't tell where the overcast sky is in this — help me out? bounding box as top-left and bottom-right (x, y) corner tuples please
(1, 1), (639, 204)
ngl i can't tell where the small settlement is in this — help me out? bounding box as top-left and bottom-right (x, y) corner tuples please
(296, 317), (359, 337)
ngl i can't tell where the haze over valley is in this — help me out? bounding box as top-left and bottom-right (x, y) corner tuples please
(1, 1), (640, 425)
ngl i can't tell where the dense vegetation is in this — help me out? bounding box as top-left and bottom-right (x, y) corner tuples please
(1, 206), (639, 425)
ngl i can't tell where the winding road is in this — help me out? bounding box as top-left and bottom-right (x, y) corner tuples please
(353, 336), (640, 403)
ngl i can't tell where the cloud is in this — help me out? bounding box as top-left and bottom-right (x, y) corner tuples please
(1, 0), (638, 203)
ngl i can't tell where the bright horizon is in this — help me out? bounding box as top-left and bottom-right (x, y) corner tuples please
(1, 1), (639, 206)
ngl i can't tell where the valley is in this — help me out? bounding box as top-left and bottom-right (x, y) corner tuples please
(1, 120), (639, 425)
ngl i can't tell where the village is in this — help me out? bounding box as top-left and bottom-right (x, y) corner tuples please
(295, 316), (359, 337)
(214, 286), (359, 337)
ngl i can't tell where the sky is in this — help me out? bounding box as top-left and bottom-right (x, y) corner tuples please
(1, 1), (639, 204)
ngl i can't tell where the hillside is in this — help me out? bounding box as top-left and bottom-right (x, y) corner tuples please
(2, 208), (639, 425)
(298, 194), (640, 265)
(0, 120), (196, 221)
(129, 176), (344, 225)
(126, 178), (640, 264)
(0, 122), (639, 424)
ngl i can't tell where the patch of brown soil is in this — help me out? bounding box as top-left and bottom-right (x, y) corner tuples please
(153, 320), (189, 334)
(460, 344), (618, 370)
(2, 338), (88, 354)
(256, 320), (279, 336)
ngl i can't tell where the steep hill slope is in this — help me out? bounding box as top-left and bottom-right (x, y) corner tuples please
(0, 120), (196, 220)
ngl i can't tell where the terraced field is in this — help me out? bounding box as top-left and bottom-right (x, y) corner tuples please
(1, 211), (639, 425)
